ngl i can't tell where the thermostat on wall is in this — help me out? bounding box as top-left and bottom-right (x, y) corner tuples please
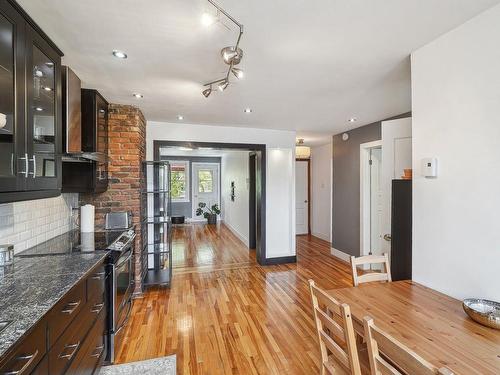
(422, 158), (438, 178)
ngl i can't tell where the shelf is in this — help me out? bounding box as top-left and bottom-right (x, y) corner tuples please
(143, 216), (171, 224)
(144, 243), (170, 253)
(143, 269), (171, 286)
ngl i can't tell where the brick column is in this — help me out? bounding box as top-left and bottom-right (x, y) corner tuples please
(81, 104), (146, 294)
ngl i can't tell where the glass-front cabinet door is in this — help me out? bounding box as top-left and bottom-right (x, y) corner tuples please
(25, 26), (61, 191)
(0, 2), (25, 192)
(95, 93), (108, 192)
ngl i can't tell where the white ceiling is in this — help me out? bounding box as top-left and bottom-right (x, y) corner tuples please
(19, 0), (500, 144)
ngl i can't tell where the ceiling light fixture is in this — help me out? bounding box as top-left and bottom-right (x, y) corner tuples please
(35, 107), (43, 112)
(112, 50), (127, 59)
(244, 108), (252, 113)
(202, 86), (212, 98)
(42, 86), (53, 92)
(231, 67), (244, 79)
(133, 93), (143, 98)
(177, 115), (184, 120)
(295, 139), (311, 159)
(201, 12), (216, 26)
(348, 117), (357, 123)
(202, 0), (244, 97)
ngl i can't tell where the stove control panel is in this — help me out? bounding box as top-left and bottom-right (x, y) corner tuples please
(107, 230), (136, 251)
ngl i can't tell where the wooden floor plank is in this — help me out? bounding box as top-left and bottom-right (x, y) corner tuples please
(115, 224), (353, 374)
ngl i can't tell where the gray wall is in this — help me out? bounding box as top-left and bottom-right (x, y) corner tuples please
(160, 156), (221, 218)
(332, 113), (410, 256)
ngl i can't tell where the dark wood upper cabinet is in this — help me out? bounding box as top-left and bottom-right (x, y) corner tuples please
(0, 0), (63, 203)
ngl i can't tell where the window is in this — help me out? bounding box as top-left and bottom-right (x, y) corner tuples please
(168, 161), (189, 202)
(198, 169), (213, 193)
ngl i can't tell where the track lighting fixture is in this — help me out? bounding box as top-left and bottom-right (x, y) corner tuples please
(202, 0), (244, 97)
(231, 68), (244, 79)
(202, 86), (212, 98)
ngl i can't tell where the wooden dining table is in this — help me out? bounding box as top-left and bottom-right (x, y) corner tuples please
(327, 280), (500, 375)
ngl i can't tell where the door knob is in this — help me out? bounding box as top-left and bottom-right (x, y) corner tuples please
(383, 234), (392, 242)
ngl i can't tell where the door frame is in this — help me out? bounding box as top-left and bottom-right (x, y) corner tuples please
(153, 140), (270, 265)
(295, 158), (311, 235)
(191, 162), (221, 221)
(359, 140), (382, 257)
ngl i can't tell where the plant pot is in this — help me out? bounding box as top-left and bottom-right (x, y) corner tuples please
(207, 214), (217, 225)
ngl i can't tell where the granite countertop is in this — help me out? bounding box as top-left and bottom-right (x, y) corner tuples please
(0, 251), (108, 359)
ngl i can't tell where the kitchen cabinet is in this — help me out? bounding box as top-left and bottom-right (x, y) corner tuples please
(0, 0), (63, 203)
(62, 89), (108, 193)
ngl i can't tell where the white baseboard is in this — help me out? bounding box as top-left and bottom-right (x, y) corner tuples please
(222, 220), (249, 247)
(331, 247), (351, 263)
(312, 232), (331, 242)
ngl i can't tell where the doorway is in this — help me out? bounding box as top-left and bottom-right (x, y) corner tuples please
(360, 141), (382, 256)
(295, 159), (310, 235)
(248, 153), (257, 249)
(191, 162), (220, 220)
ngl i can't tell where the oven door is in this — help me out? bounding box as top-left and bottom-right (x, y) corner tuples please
(114, 248), (133, 326)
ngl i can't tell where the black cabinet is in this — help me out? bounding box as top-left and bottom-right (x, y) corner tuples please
(0, 0), (63, 203)
(62, 89), (109, 193)
(390, 179), (412, 281)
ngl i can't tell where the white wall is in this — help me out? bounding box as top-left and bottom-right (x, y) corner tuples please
(0, 194), (78, 254)
(221, 151), (250, 246)
(147, 121), (296, 259)
(411, 3), (500, 301)
(311, 142), (332, 241)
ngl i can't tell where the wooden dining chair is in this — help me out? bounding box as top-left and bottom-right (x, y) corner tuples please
(362, 317), (454, 375)
(350, 254), (392, 287)
(308, 280), (365, 375)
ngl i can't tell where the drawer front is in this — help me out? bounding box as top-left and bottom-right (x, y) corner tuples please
(66, 311), (106, 375)
(86, 264), (106, 302)
(49, 290), (105, 375)
(48, 282), (86, 348)
(31, 355), (48, 375)
(0, 321), (46, 375)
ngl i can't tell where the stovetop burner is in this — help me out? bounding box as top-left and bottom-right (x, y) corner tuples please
(16, 229), (130, 257)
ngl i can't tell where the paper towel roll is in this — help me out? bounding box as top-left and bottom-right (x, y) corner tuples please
(80, 204), (95, 233)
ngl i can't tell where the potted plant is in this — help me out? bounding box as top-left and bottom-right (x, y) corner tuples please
(196, 202), (221, 225)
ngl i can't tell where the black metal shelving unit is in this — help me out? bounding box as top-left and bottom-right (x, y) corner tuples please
(141, 161), (172, 288)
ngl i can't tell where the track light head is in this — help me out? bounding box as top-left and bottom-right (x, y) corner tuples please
(221, 46), (243, 65)
(231, 68), (244, 79)
(202, 86), (212, 98)
(218, 80), (229, 91)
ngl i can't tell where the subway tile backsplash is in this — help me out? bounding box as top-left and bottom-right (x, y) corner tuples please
(0, 194), (78, 254)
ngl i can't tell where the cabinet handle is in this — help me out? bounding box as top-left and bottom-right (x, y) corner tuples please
(28, 156), (35, 178)
(58, 342), (80, 360)
(90, 345), (105, 358)
(91, 271), (105, 280)
(61, 300), (81, 314)
(91, 302), (105, 314)
(17, 154), (28, 178)
(3, 349), (39, 375)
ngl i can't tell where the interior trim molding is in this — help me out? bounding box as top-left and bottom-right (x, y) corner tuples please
(262, 255), (297, 265)
(222, 220), (249, 247)
(331, 247), (351, 263)
(312, 232), (330, 242)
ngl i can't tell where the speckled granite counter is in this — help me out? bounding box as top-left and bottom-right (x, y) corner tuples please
(0, 251), (108, 359)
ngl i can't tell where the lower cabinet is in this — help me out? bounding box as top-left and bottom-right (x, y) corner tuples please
(0, 261), (107, 375)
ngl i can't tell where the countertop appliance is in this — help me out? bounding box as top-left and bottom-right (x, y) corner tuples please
(105, 211), (133, 231)
(16, 227), (136, 364)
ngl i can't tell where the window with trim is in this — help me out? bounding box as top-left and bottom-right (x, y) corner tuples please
(168, 161), (190, 202)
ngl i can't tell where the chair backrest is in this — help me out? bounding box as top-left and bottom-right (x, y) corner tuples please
(308, 280), (362, 375)
(363, 317), (454, 375)
(350, 253), (392, 286)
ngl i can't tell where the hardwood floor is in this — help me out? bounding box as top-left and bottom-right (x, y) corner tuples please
(116, 224), (353, 374)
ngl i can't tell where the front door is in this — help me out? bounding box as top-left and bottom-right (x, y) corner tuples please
(295, 160), (309, 235)
(381, 117), (412, 255)
(192, 163), (220, 221)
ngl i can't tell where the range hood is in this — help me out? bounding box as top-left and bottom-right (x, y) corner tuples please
(62, 66), (107, 163)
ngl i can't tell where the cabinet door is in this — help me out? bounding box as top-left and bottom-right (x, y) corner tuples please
(94, 93), (108, 192)
(25, 25), (61, 191)
(0, 1), (26, 192)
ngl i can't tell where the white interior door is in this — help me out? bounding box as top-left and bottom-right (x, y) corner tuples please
(192, 163), (220, 221)
(295, 160), (309, 235)
(370, 147), (383, 255)
(380, 118), (412, 255)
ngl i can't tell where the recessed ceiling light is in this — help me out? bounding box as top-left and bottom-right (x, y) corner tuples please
(244, 108), (252, 113)
(348, 117), (357, 123)
(35, 107), (43, 112)
(201, 12), (215, 26)
(177, 115), (184, 120)
(133, 93), (143, 99)
(112, 50), (127, 59)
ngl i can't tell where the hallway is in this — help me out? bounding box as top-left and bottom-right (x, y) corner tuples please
(116, 224), (353, 374)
